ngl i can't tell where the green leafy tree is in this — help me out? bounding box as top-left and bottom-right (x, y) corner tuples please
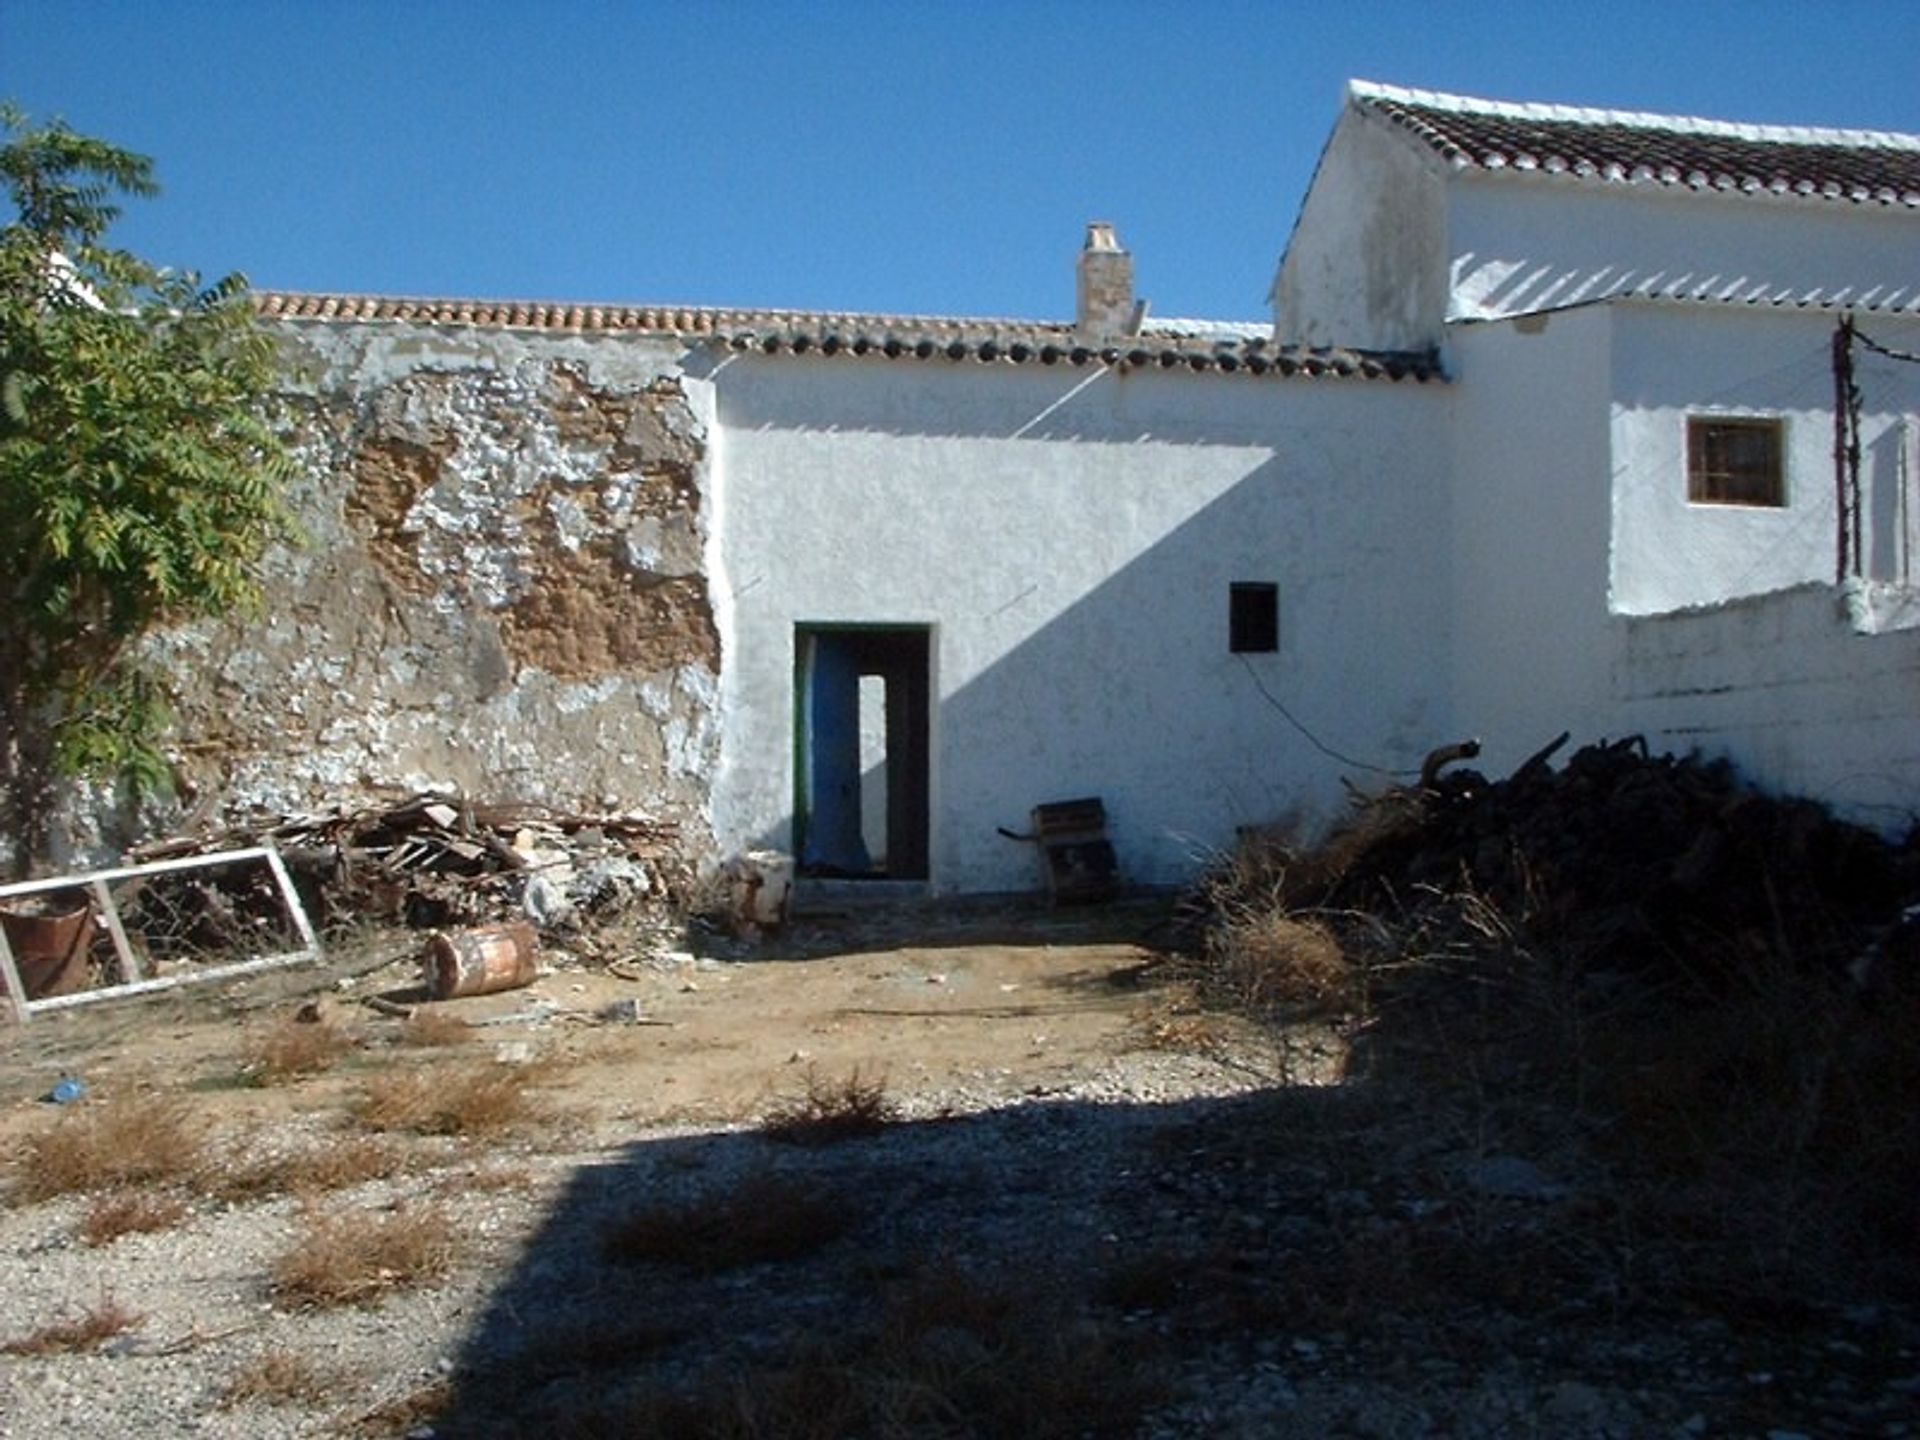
(0, 104), (293, 874)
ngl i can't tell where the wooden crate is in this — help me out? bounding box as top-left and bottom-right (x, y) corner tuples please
(1029, 798), (1117, 905)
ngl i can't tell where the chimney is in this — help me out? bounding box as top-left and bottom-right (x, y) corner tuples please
(1076, 221), (1142, 338)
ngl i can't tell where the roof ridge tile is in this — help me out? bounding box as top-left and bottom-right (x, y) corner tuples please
(1347, 78), (1920, 209)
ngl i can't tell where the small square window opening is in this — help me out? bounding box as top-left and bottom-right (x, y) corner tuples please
(1688, 416), (1784, 507)
(1229, 582), (1279, 653)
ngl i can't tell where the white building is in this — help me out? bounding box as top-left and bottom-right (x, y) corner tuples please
(1275, 81), (1920, 827)
(144, 82), (1920, 891)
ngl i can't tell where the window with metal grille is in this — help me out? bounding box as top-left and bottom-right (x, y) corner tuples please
(1687, 416), (1784, 507)
(1229, 582), (1279, 653)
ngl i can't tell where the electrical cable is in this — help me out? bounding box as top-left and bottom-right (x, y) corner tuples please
(1235, 653), (1419, 778)
(1856, 326), (1920, 367)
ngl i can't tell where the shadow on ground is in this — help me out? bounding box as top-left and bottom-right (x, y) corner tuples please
(425, 1087), (1340, 1439)
(405, 890), (1920, 1440)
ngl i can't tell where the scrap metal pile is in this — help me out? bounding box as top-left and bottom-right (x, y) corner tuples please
(127, 793), (686, 951)
(1241, 735), (1919, 984)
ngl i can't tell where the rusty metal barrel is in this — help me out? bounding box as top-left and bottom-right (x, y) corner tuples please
(0, 900), (96, 999)
(422, 922), (538, 1000)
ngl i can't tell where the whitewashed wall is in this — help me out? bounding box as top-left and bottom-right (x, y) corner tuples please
(1276, 99), (1920, 355)
(708, 355), (1453, 892)
(1446, 178), (1920, 324)
(1449, 303), (1920, 833)
(1271, 107), (1449, 352)
(1447, 306), (1617, 773)
(1617, 583), (1920, 832)
(1610, 304), (1920, 614)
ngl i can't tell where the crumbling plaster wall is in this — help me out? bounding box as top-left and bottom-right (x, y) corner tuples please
(149, 320), (721, 841)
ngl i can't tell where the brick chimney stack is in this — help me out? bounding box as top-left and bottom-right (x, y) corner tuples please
(1076, 221), (1141, 338)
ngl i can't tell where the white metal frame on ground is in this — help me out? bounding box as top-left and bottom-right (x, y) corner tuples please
(0, 845), (321, 1023)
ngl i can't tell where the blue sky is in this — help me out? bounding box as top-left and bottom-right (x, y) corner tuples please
(6, 2), (1920, 322)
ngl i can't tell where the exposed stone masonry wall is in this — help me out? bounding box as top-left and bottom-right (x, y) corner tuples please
(140, 322), (721, 849)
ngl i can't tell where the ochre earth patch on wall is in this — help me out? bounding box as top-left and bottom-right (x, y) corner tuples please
(345, 431), (454, 597)
(501, 536), (717, 681)
(330, 362), (716, 684)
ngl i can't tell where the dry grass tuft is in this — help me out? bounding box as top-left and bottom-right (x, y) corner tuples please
(217, 1347), (346, 1409)
(199, 1135), (411, 1203)
(762, 1067), (898, 1146)
(397, 1010), (474, 1048)
(603, 1170), (852, 1273)
(341, 1379), (452, 1437)
(241, 1015), (354, 1085)
(0, 1296), (144, 1355)
(13, 1094), (207, 1202)
(78, 1189), (190, 1247)
(1204, 897), (1352, 1014)
(354, 1064), (539, 1137)
(269, 1204), (456, 1309)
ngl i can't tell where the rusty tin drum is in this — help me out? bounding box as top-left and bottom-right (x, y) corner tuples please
(423, 922), (538, 1000)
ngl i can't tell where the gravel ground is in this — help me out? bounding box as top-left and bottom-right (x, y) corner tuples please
(2, 911), (1916, 1439)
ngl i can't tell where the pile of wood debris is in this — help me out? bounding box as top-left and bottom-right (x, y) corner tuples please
(1225, 735), (1919, 986)
(125, 793), (687, 955)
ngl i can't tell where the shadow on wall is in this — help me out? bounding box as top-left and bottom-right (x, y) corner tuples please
(746, 453), (1444, 893)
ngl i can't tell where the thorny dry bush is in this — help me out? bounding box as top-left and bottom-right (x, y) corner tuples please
(217, 1347), (352, 1409)
(1182, 745), (1920, 1313)
(355, 1063), (544, 1137)
(761, 1067), (899, 1146)
(0, 1296), (144, 1356)
(269, 1204), (456, 1309)
(9, 1093), (207, 1202)
(77, 1188), (190, 1247)
(240, 1014), (354, 1084)
(490, 1254), (1168, 1440)
(199, 1135), (414, 1204)
(397, 1010), (475, 1048)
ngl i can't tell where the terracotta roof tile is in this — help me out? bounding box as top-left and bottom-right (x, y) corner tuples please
(1352, 80), (1920, 208)
(253, 291), (1439, 381)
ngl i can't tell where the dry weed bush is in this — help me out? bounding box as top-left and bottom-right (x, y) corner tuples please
(78, 1189), (190, 1246)
(0, 1296), (144, 1355)
(13, 1094), (206, 1201)
(762, 1067), (898, 1145)
(603, 1170), (852, 1273)
(270, 1205), (455, 1309)
(1205, 901), (1352, 1013)
(1581, 959), (1920, 1295)
(199, 1135), (410, 1203)
(355, 1064), (539, 1137)
(218, 1347), (345, 1409)
(498, 1318), (686, 1399)
(341, 1379), (453, 1437)
(241, 1016), (353, 1084)
(1181, 822), (1396, 1020)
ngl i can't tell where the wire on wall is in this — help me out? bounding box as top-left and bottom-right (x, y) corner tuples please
(1236, 654), (1420, 778)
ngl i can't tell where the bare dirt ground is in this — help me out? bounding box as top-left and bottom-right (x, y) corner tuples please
(2, 896), (1916, 1439)
(0, 896), (1236, 1138)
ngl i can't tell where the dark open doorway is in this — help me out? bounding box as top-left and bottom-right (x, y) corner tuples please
(794, 625), (931, 880)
